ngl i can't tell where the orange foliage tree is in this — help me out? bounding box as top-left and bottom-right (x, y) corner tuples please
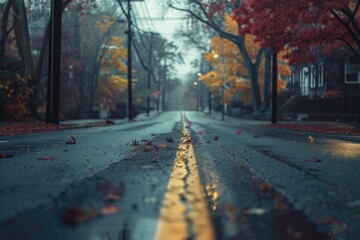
(0, 74), (33, 120)
(199, 14), (290, 107)
(95, 17), (128, 112)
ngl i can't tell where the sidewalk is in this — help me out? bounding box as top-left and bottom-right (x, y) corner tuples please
(0, 111), (160, 137)
(206, 111), (360, 136)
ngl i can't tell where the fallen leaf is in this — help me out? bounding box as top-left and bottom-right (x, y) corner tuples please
(66, 135), (77, 144)
(166, 137), (174, 143)
(37, 156), (55, 161)
(97, 180), (125, 195)
(103, 193), (122, 201)
(144, 146), (153, 152)
(198, 130), (204, 135)
(305, 156), (322, 162)
(236, 130), (241, 135)
(61, 206), (97, 225)
(260, 182), (273, 192)
(308, 135), (315, 142)
(224, 204), (239, 213)
(100, 204), (120, 216)
(0, 152), (15, 158)
(213, 136), (219, 141)
(253, 134), (260, 138)
(291, 141), (299, 144)
(157, 143), (167, 149)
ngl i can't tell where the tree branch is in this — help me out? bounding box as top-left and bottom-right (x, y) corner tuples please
(169, 3), (239, 45)
(331, 8), (360, 53)
(337, 32), (360, 58)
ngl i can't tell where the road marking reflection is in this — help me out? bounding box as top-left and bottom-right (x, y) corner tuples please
(154, 112), (215, 240)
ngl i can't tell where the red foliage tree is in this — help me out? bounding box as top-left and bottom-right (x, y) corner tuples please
(233, 0), (359, 63)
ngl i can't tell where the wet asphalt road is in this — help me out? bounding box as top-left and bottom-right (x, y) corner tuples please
(0, 111), (360, 240)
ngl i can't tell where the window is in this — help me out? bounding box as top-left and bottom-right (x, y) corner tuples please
(318, 63), (324, 87)
(301, 67), (309, 96)
(345, 62), (360, 84)
(310, 65), (315, 88)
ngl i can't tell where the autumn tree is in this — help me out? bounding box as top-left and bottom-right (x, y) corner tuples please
(199, 15), (289, 108)
(97, 35), (128, 112)
(0, 0), (98, 119)
(169, 0), (267, 111)
(233, 0), (360, 62)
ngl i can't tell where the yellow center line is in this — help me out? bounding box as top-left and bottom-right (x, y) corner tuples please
(154, 112), (215, 240)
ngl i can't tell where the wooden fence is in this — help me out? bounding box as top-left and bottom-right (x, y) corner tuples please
(295, 95), (360, 119)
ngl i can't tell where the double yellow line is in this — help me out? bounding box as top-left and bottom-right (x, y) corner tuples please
(155, 113), (215, 240)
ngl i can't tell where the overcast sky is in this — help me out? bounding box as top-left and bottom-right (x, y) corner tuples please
(132, 0), (195, 77)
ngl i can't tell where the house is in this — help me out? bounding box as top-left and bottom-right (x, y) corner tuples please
(287, 52), (360, 120)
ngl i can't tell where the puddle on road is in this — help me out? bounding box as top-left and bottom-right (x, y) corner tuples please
(210, 200), (333, 240)
(244, 208), (329, 240)
(196, 146), (337, 239)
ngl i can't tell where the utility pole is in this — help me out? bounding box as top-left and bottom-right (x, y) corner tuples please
(162, 56), (167, 112)
(272, 51), (278, 124)
(147, 32), (154, 116)
(157, 69), (161, 112)
(46, 0), (62, 124)
(199, 60), (204, 111)
(271, 0), (278, 124)
(126, 0), (133, 121)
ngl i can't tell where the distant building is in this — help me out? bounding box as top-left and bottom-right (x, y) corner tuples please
(287, 51), (360, 120)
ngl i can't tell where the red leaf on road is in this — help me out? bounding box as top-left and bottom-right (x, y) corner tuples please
(0, 152), (15, 158)
(103, 193), (122, 201)
(260, 182), (274, 192)
(61, 206), (97, 225)
(305, 156), (322, 163)
(100, 204), (120, 216)
(97, 179), (125, 195)
(198, 130), (204, 135)
(37, 156), (55, 161)
(236, 130), (241, 135)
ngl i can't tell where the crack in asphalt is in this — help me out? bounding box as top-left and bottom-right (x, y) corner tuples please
(251, 146), (328, 185)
